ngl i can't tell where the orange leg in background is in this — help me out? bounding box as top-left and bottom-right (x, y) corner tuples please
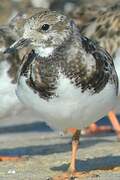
(65, 123), (112, 136)
(108, 111), (120, 139)
(81, 123), (112, 135)
(0, 156), (21, 161)
(81, 111), (120, 138)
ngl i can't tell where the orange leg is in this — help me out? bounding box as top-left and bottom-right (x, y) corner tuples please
(81, 111), (120, 137)
(63, 128), (79, 172)
(0, 156), (21, 161)
(81, 123), (112, 135)
(53, 129), (91, 179)
(69, 129), (80, 173)
(108, 111), (120, 139)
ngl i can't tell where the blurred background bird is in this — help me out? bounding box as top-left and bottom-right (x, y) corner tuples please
(65, 2), (120, 138)
(0, 4), (44, 161)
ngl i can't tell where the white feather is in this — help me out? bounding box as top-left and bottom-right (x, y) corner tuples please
(35, 46), (54, 57)
(0, 61), (20, 118)
(30, 0), (51, 8)
(0, 47), (6, 53)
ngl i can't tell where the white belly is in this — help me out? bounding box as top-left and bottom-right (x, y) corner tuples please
(0, 61), (20, 118)
(17, 73), (117, 130)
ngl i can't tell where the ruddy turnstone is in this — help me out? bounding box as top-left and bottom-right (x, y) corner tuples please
(81, 3), (120, 56)
(5, 9), (119, 178)
(66, 3), (106, 29)
(77, 2), (120, 137)
(0, 9), (43, 161)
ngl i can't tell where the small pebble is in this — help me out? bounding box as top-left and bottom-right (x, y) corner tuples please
(8, 169), (16, 174)
(46, 177), (53, 180)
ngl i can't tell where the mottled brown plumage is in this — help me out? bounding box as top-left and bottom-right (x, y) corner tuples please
(67, 2), (120, 137)
(80, 3), (120, 57)
(19, 33), (118, 101)
(0, 7), (45, 83)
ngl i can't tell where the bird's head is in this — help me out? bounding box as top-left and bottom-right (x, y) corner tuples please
(4, 9), (75, 57)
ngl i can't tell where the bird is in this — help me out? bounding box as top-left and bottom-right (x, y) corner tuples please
(80, 3), (120, 57)
(5, 9), (119, 178)
(65, 2), (120, 137)
(0, 8), (43, 161)
(0, 23), (25, 161)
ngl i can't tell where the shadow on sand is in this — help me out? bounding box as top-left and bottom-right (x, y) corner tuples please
(0, 120), (119, 172)
(0, 121), (53, 134)
(51, 155), (120, 172)
(0, 136), (115, 156)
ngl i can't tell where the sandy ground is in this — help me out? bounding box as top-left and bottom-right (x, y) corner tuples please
(0, 115), (119, 180)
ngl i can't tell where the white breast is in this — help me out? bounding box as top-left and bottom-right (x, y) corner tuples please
(0, 61), (20, 118)
(17, 73), (117, 130)
(35, 46), (54, 57)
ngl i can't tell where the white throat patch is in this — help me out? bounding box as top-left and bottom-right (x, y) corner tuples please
(35, 46), (54, 57)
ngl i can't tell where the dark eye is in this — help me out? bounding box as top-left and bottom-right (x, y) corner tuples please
(41, 24), (50, 31)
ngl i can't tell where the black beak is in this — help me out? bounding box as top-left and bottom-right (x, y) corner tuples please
(4, 38), (31, 54)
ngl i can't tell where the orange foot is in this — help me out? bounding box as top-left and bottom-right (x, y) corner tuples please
(0, 156), (21, 161)
(108, 111), (120, 140)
